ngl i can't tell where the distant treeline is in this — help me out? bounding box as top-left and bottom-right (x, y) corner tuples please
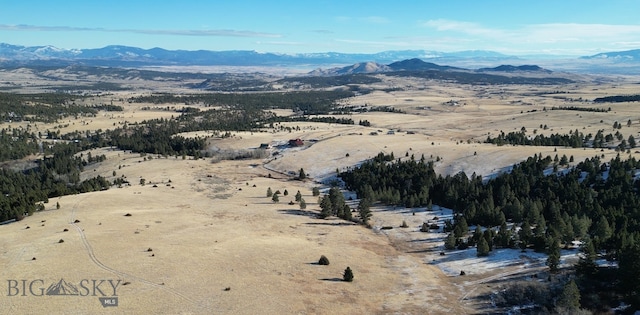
(349, 105), (405, 114)
(594, 95), (640, 103)
(486, 130), (588, 148)
(0, 93), (96, 123)
(550, 105), (610, 112)
(268, 116), (354, 125)
(486, 129), (635, 150)
(387, 70), (574, 85)
(89, 104), (123, 111)
(128, 90), (354, 115)
(276, 74), (381, 88)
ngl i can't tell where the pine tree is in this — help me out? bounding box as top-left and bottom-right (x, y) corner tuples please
(629, 135), (636, 148)
(271, 193), (279, 203)
(444, 233), (456, 250)
(56, 202), (60, 210)
(341, 204), (352, 220)
(519, 221), (532, 251)
(576, 237), (597, 276)
(556, 279), (581, 310)
(299, 198), (307, 210)
(319, 196), (332, 219)
(266, 187), (273, 197)
(318, 255), (330, 265)
(496, 222), (512, 248)
(312, 187), (320, 196)
(357, 198), (372, 225)
(593, 215), (612, 245)
(471, 225), (483, 246)
(547, 238), (561, 273)
(483, 229), (494, 251)
(343, 267), (354, 282)
(295, 190), (302, 202)
(560, 154), (569, 165)
(327, 187), (346, 216)
(298, 168), (306, 180)
(454, 216), (469, 238)
(477, 237), (490, 257)
(619, 243), (640, 309)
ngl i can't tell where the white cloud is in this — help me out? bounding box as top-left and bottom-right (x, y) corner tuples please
(0, 24), (281, 38)
(421, 19), (640, 55)
(422, 19), (505, 37)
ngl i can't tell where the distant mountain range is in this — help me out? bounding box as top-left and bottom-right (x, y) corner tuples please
(1, 43), (640, 74)
(0, 43), (515, 67)
(309, 58), (553, 76)
(581, 49), (640, 61)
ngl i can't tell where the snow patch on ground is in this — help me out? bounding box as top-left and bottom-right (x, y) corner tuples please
(369, 203), (579, 278)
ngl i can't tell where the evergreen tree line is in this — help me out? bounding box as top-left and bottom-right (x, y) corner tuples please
(550, 105), (610, 112)
(275, 74), (381, 88)
(349, 105), (406, 114)
(339, 151), (640, 309)
(340, 152), (640, 253)
(593, 94), (640, 103)
(486, 129), (636, 150)
(267, 115), (354, 125)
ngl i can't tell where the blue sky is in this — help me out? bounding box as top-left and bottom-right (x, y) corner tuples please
(1, 0), (639, 56)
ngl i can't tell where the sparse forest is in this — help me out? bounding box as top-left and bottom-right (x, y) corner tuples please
(0, 89), (359, 221)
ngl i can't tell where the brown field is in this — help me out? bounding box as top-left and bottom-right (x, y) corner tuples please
(1, 69), (639, 314)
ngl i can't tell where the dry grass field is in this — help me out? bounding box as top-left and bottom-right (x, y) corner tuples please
(1, 68), (639, 314)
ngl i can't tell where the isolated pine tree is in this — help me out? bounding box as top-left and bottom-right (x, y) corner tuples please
(271, 193), (279, 203)
(343, 267), (354, 282)
(299, 198), (307, 210)
(318, 255), (330, 265)
(295, 190), (302, 202)
(266, 187), (273, 197)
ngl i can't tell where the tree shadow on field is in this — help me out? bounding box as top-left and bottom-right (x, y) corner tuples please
(305, 222), (356, 226)
(407, 247), (440, 254)
(319, 278), (344, 282)
(278, 209), (319, 218)
(407, 238), (444, 244)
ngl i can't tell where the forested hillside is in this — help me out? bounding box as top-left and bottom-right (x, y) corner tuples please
(339, 152), (640, 310)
